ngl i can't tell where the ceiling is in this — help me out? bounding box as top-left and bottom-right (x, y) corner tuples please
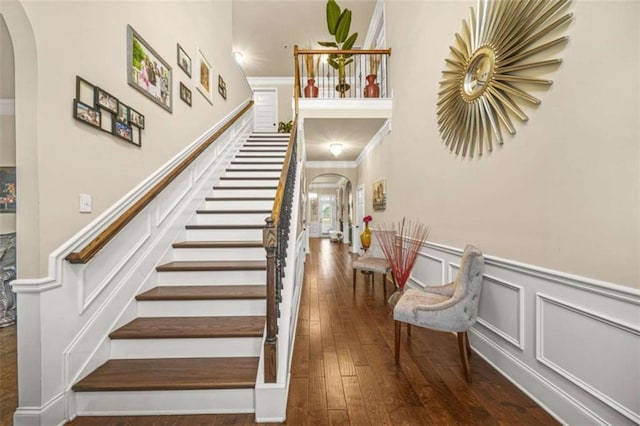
(232, 0), (383, 163)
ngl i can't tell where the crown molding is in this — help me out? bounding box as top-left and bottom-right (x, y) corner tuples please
(355, 119), (391, 166)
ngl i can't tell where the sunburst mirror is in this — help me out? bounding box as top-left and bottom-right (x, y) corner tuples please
(437, 0), (573, 158)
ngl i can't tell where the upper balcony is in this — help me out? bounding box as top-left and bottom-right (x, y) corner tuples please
(293, 46), (392, 119)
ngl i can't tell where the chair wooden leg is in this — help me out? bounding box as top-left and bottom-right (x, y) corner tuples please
(382, 273), (387, 299)
(407, 323), (412, 336)
(458, 331), (472, 383)
(465, 331), (472, 357)
(353, 268), (357, 290)
(394, 320), (401, 365)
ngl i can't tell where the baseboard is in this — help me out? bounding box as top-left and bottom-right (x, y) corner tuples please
(13, 393), (66, 426)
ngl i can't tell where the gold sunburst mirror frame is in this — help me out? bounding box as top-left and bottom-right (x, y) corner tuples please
(437, 0), (573, 158)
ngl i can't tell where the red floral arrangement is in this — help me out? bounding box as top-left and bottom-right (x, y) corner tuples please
(363, 215), (372, 224)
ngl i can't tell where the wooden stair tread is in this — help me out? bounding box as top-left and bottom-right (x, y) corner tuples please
(213, 186), (278, 190)
(241, 144), (287, 148)
(172, 240), (263, 248)
(220, 177), (279, 180)
(157, 260), (266, 271)
(136, 285), (266, 301)
(239, 149), (286, 153)
(109, 316), (265, 339)
(185, 224), (264, 230)
(235, 155), (285, 158)
(205, 197), (274, 201)
(225, 168), (282, 172)
(72, 357), (259, 391)
(195, 209), (271, 214)
(230, 161), (284, 165)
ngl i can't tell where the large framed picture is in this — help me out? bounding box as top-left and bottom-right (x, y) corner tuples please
(373, 178), (386, 210)
(196, 47), (213, 104)
(127, 25), (172, 112)
(177, 44), (191, 78)
(0, 167), (16, 213)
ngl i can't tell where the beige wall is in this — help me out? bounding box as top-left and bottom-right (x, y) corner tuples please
(356, 1), (639, 288)
(0, 14), (14, 98)
(4, 1), (252, 277)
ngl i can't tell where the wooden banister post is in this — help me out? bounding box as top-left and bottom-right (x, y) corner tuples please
(294, 45), (300, 115)
(263, 217), (278, 383)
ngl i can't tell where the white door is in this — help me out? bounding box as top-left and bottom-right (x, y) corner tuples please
(353, 184), (365, 253)
(253, 89), (278, 132)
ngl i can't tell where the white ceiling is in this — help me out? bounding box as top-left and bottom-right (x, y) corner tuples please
(232, 0), (383, 163)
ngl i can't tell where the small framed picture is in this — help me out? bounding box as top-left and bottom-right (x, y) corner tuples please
(73, 100), (101, 128)
(76, 76), (95, 106)
(177, 44), (191, 78)
(179, 82), (192, 106)
(218, 74), (227, 100)
(95, 87), (118, 114)
(129, 107), (145, 128)
(117, 103), (129, 124)
(196, 47), (213, 104)
(113, 120), (133, 142)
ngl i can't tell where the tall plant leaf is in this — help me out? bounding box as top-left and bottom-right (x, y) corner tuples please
(328, 56), (339, 69)
(318, 41), (338, 48)
(343, 32), (358, 50)
(335, 9), (352, 44)
(326, 0), (340, 35)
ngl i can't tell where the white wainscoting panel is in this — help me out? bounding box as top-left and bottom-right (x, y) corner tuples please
(403, 240), (640, 426)
(536, 294), (640, 424)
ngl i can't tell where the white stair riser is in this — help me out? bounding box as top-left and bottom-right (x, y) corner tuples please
(224, 170), (281, 177)
(185, 228), (262, 241)
(75, 389), (255, 416)
(137, 299), (266, 317)
(217, 180), (279, 187)
(211, 189), (276, 198)
(173, 247), (265, 261)
(204, 200), (273, 210)
(157, 269), (265, 285)
(228, 163), (284, 170)
(195, 213), (268, 226)
(111, 337), (263, 359)
(239, 147), (287, 152)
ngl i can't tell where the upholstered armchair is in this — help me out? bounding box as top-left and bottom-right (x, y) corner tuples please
(393, 244), (484, 382)
(352, 230), (396, 299)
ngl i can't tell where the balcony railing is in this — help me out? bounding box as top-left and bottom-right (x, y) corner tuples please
(294, 45), (392, 105)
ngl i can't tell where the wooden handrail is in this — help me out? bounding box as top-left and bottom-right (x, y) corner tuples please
(270, 118), (298, 226)
(297, 48), (392, 56)
(65, 100), (254, 264)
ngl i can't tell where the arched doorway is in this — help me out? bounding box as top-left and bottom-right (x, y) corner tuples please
(307, 173), (352, 243)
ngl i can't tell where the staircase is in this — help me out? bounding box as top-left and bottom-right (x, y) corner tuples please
(72, 132), (289, 417)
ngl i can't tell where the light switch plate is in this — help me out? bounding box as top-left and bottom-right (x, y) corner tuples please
(79, 194), (92, 213)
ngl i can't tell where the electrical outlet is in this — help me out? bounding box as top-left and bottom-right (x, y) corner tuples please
(79, 194), (92, 213)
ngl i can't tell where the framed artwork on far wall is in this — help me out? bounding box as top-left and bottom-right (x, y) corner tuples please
(373, 178), (386, 210)
(126, 25), (172, 112)
(0, 167), (16, 213)
(177, 44), (191, 78)
(218, 74), (227, 100)
(196, 47), (213, 104)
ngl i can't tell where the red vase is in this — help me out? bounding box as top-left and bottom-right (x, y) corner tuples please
(304, 79), (319, 98)
(364, 74), (380, 98)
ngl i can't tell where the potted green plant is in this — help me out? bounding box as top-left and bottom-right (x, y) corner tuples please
(319, 0), (358, 98)
(278, 120), (293, 133)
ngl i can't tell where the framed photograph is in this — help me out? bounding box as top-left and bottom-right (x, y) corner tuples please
(179, 82), (192, 106)
(95, 88), (118, 114)
(129, 107), (145, 128)
(196, 47), (213, 104)
(0, 167), (16, 213)
(127, 25), (172, 112)
(177, 44), (191, 78)
(73, 100), (101, 128)
(113, 120), (133, 142)
(218, 74), (227, 100)
(373, 178), (386, 210)
(116, 103), (129, 124)
(75, 76), (95, 106)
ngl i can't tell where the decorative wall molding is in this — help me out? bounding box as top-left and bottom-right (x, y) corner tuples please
(536, 293), (640, 423)
(355, 119), (391, 166)
(408, 251), (445, 288)
(405, 238), (640, 425)
(0, 98), (15, 115)
(298, 98), (392, 119)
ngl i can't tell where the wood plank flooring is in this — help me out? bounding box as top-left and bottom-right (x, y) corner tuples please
(0, 238), (558, 425)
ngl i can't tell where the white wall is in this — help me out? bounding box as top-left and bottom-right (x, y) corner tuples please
(358, 1), (639, 288)
(3, 1), (252, 277)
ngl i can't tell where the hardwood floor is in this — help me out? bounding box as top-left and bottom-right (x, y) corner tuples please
(1, 239), (558, 425)
(0, 324), (17, 426)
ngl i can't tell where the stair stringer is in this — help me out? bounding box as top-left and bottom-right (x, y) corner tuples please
(255, 156), (308, 422)
(10, 101), (254, 426)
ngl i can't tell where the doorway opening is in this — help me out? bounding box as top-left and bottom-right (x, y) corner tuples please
(307, 173), (353, 246)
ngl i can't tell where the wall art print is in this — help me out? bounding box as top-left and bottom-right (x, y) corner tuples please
(373, 178), (386, 211)
(0, 168), (16, 213)
(127, 25), (172, 112)
(177, 43), (192, 78)
(197, 47), (213, 104)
